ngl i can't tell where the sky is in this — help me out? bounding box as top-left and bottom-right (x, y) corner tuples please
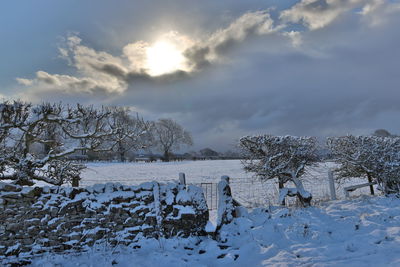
(1, 0), (400, 151)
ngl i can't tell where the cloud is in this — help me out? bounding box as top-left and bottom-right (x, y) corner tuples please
(359, 0), (400, 26)
(122, 41), (149, 72)
(207, 10), (275, 54)
(16, 10), (278, 96)
(15, 78), (33, 86)
(280, 0), (367, 30)
(280, 0), (400, 30)
(282, 31), (303, 47)
(185, 11), (276, 70)
(16, 35), (129, 95)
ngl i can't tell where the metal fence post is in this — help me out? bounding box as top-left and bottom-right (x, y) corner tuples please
(328, 170), (336, 200)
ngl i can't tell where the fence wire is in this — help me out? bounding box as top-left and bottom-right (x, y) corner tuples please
(228, 172), (377, 208)
(80, 164), (378, 209)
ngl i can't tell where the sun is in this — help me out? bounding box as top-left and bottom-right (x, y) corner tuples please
(145, 40), (186, 76)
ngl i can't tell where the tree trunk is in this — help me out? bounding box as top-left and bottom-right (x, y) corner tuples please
(367, 173), (375, 195)
(163, 150), (170, 162)
(118, 141), (125, 162)
(291, 176), (312, 207)
(72, 176), (79, 187)
(120, 151), (125, 162)
(279, 178), (286, 206)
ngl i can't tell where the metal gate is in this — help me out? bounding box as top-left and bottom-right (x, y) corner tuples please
(192, 182), (218, 210)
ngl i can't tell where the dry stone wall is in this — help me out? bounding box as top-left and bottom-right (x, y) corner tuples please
(0, 181), (208, 257)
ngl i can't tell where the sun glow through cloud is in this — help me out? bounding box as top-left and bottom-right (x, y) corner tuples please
(145, 40), (187, 76)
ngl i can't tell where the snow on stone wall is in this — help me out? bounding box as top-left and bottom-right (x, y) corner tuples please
(216, 176), (236, 231)
(0, 181), (209, 257)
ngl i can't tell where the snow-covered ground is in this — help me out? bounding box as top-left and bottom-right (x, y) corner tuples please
(25, 195), (400, 267)
(3, 160), (397, 266)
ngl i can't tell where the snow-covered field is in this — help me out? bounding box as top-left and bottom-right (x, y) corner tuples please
(81, 160), (252, 185)
(25, 195), (400, 267)
(81, 160), (374, 207)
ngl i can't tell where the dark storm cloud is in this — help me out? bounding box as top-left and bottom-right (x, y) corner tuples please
(91, 63), (127, 80)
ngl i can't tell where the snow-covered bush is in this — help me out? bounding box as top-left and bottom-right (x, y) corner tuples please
(327, 135), (400, 194)
(239, 135), (318, 207)
(0, 101), (150, 186)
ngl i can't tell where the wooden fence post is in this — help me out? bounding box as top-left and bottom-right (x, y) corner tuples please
(179, 172), (186, 185)
(328, 170), (336, 200)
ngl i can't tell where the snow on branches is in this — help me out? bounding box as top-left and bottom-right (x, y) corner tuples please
(108, 106), (152, 162)
(327, 135), (400, 195)
(0, 101), (150, 186)
(239, 135), (318, 207)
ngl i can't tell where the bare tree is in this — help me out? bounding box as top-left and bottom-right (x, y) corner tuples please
(108, 106), (152, 162)
(239, 135), (318, 207)
(327, 135), (400, 195)
(152, 118), (193, 162)
(42, 122), (60, 155)
(0, 101), (148, 186)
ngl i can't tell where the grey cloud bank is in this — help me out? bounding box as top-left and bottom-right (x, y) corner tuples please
(4, 0), (400, 150)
